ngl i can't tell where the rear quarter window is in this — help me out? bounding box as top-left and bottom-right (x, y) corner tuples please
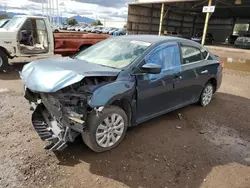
(201, 48), (208, 59)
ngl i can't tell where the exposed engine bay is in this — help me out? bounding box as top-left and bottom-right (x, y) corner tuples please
(25, 76), (116, 151)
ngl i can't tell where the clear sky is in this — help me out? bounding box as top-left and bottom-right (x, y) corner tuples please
(0, 0), (133, 21)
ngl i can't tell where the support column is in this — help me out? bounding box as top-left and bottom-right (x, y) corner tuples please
(158, 3), (165, 36)
(231, 17), (236, 34)
(201, 0), (212, 45)
(49, 0), (52, 22)
(191, 15), (197, 37)
(180, 14), (184, 33)
(150, 4), (154, 34)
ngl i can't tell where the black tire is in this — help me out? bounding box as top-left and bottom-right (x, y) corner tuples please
(82, 106), (128, 152)
(199, 83), (214, 107)
(0, 49), (9, 72)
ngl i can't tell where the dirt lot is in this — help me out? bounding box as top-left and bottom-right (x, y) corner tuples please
(1, 54), (250, 188)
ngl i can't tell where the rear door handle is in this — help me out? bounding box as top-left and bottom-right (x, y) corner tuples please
(201, 70), (208, 74)
(174, 75), (182, 80)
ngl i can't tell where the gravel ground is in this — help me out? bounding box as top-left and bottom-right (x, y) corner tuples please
(0, 63), (250, 188)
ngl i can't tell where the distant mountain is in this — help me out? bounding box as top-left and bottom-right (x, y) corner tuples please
(70, 15), (94, 24)
(0, 11), (95, 24)
(0, 11), (26, 18)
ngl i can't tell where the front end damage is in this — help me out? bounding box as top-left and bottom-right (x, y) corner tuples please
(25, 77), (114, 151)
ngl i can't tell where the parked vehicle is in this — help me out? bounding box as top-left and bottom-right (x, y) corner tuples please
(102, 27), (115, 34)
(109, 28), (119, 35)
(91, 26), (104, 33)
(74, 26), (81, 31)
(234, 33), (250, 48)
(21, 35), (223, 152)
(0, 15), (110, 71)
(54, 32), (110, 56)
(0, 19), (10, 28)
(83, 26), (91, 32)
(165, 31), (189, 39)
(116, 28), (127, 35)
(225, 34), (238, 44)
(97, 27), (106, 34)
(60, 24), (69, 30)
(67, 26), (77, 31)
(191, 33), (214, 44)
(79, 26), (87, 32)
(166, 31), (178, 35)
(86, 26), (95, 32)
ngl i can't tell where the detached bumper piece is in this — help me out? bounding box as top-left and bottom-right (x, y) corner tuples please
(31, 94), (86, 151)
(32, 109), (67, 151)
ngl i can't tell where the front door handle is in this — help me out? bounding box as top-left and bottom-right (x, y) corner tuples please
(174, 75), (182, 80)
(201, 70), (208, 74)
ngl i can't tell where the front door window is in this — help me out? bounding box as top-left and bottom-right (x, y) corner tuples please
(18, 19), (49, 54)
(144, 43), (182, 80)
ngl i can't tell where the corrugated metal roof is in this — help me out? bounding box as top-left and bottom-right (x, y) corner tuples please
(128, 0), (200, 5)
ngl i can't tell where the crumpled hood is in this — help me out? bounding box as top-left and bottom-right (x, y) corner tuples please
(21, 57), (120, 93)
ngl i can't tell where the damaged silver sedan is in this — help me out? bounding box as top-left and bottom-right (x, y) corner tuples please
(21, 35), (222, 152)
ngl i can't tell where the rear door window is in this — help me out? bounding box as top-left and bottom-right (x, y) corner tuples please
(181, 45), (202, 65)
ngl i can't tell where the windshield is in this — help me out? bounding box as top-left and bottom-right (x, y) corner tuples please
(4, 17), (24, 30)
(74, 38), (151, 69)
(0, 19), (9, 28)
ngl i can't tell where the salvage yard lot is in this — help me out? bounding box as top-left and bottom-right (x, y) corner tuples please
(1, 62), (250, 188)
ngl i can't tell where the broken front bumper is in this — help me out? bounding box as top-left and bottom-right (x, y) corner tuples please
(31, 93), (86, 151)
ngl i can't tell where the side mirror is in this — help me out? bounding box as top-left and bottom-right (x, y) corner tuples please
(141, 63), (161, 74)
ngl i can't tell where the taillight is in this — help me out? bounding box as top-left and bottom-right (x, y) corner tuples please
(219, 60), (224, 68)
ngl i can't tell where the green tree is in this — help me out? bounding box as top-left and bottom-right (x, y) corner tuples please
(234, 24), (249, 33)
(67, 18), (78, 26)
(92, 20), (103, 26)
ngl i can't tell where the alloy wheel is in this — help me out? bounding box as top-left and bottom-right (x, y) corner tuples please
(95, 114), (125, 148)
(202, 85), (213, 106)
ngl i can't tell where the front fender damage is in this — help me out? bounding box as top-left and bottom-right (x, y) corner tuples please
(27, 76), (136, 151)
(89, 80), (136, 108)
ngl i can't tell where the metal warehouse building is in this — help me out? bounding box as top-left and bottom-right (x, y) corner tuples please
(127, 0), (250, 44)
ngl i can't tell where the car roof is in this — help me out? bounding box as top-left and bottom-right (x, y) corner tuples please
(13, 15), (47, 19)
(118, 35), (197, 45)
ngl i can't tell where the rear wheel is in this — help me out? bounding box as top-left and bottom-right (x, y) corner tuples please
(200, 83), (214, 107)
(82, 106), (128, 152)
(0, 50), (9, 72)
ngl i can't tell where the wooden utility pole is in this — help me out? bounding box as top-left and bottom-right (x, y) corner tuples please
(201, 0), (212, 45)
(158, 3), (165, 36)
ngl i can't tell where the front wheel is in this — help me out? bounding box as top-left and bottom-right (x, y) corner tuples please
(82, 106), (128, 152)
(0, 50), (9, 72)
(200, 83), (214, 107)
